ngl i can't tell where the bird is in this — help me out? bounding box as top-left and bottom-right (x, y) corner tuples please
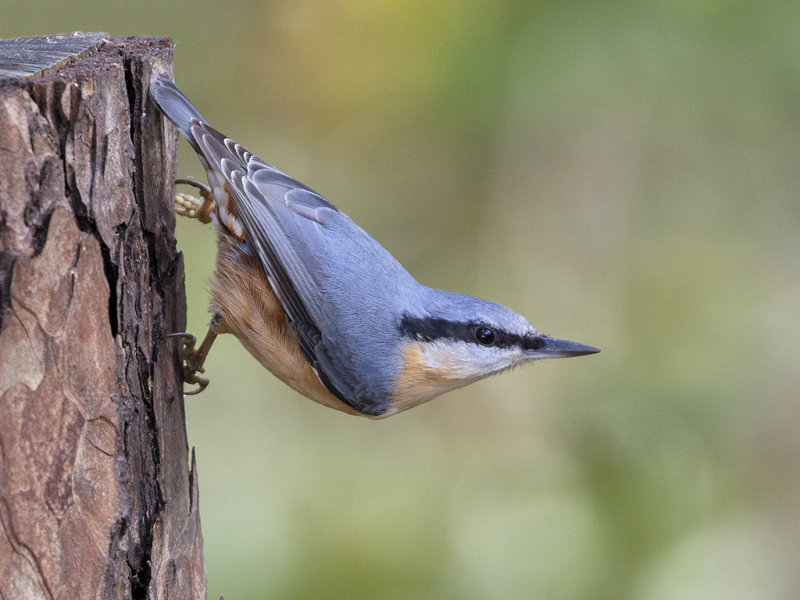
(149, 74), (599, 419)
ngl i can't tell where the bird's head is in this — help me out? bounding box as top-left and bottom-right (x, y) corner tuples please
(389, 290), (599, 412)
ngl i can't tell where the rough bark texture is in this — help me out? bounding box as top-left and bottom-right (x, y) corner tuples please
(0, 35), (206, 599)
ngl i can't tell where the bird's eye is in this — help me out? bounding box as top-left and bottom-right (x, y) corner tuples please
(475, 326), (495, 345)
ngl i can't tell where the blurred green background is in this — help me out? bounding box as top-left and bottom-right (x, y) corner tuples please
(5, 1), (800, 598)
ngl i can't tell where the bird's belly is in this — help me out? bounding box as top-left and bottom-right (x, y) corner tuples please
(209, 235), (361, 416)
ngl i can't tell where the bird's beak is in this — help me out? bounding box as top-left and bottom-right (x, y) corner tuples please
(526, 336), (600, 359)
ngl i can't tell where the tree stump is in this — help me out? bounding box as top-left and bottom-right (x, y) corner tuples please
(0, 34), (206, 599)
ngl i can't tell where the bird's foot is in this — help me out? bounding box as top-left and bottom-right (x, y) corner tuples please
(164, 331), (215, 395)
(175, 178), (215, 224)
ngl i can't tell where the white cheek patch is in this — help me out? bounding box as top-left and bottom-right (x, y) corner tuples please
(419, 340), (519, 381)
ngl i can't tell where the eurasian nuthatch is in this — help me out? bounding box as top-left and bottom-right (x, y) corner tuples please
(150, 74), (599, 418)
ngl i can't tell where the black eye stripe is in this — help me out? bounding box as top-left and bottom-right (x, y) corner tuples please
(398, 315), (540, 350)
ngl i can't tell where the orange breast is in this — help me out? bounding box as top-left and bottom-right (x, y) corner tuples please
(389, 341), (475, 414)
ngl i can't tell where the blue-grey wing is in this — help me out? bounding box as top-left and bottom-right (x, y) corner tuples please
(190, 122), (392, 415)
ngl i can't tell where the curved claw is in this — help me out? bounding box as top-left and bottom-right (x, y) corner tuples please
(181, 369), (209, 396)
(163, 331), (196, 345)
(175, 177), (211, 194)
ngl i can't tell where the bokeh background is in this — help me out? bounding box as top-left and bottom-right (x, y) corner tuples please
(4, 2), (800, 598)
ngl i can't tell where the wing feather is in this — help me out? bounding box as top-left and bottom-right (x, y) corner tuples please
(191, 122), (384, 413)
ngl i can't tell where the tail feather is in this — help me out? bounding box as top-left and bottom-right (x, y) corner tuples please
(149, 74), (206, 147)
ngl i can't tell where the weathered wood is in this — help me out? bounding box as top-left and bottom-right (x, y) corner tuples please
(0, 35), (206, 599)
(0, 32), (109, 84)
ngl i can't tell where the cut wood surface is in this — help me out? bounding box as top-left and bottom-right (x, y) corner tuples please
(0, 34), (206, 599)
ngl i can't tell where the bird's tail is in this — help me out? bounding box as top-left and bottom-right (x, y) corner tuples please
(149, 74), (206, 148)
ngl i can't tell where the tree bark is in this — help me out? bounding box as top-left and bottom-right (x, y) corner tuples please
(0, 34), (206, 599)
